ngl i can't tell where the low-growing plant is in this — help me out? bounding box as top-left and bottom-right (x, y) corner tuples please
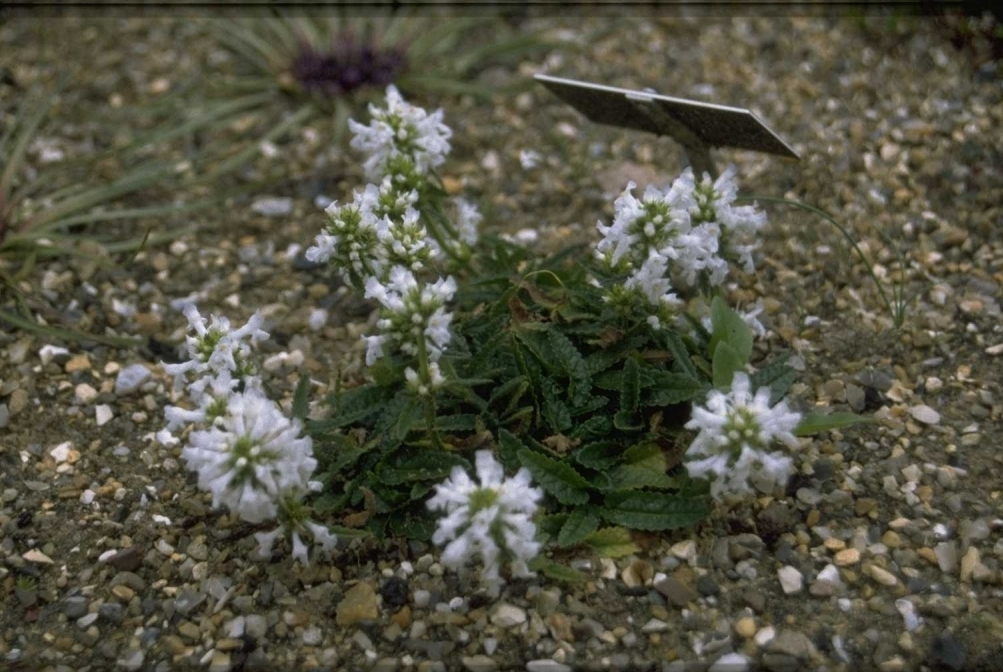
(162, 85), (864, 593)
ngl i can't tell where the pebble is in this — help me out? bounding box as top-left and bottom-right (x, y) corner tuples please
(734, 617), (757, 639)
(777, 566), (803, 594)
(461, 654), (498, 672)
(115, 364), (152, 395)
(909, 405), (940, 425)
(526, 660), (572, 672)
(769, 629), (815, 659)
(868, 565), (899, 586)
(930, 631), (966, 671)
(336, 582), (378, 626)
(809, 564), (845, 597)
(75, 383), (98, 404)
(654, 575), (698, 607)
(834, 548), (860, 566)
(490, 603), (527, 628)
(95, 404), (114, 426)
(710, 653), (750, 672)
(251, 197), (293, 216)
(934, 541), (958, 572)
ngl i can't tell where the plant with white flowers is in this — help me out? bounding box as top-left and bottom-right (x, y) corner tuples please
(427, 450), (543, 595)
(255, 85), (863, 581)
(161, 304), (336, 565)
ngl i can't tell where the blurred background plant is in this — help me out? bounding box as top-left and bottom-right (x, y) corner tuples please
(0, 76), (228, 344)
(171, 10), (558, 181)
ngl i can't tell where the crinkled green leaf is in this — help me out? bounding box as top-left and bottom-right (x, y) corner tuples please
(291, 374), (311, 421)
(546, 328), (591, 407)
(620, 357), (641, 415)
(541, 378), (572, 432)
(569, 414), (611, 440)
(435, 414), (479, 432)
(582, 526), (640, 558)
(557, 506), (600, 547)
(377, 447), (470, 485)
(531, 558), (587, 583)
(644, 371), (708, 406)
(517, 448), (590, 505)
(607, 443), (679, 490)
(663, 329), (700, 379)
(600, 492), (709, 531)
(573, 441), (623, 471)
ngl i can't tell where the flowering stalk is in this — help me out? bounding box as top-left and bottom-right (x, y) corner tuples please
(427, 450), (543, 596)
(161, 303), (335, 565)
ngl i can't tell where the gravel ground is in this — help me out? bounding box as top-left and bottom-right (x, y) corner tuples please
(2, 12), (1003, 672)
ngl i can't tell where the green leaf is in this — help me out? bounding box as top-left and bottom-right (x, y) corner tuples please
(663, 330), (700, 379)
(390, 396), (425, 444)
(317, 524), (372, 539)
(582, 527), (641, 558)
(620, 357), (641, 415)
(547, 328), (591, 407)
(644, 371), (708, 406)
(531, 558), (587, 584)
(585, 347), (625, 375)
(573, 441), (623, 470)
(750, 358), (798, 406)
(487, 375), (530, 416)
(377, 447), (470, 485)
(536, 513), (569, 539)
(557, 507), (600, 547)
(435, 414), (479, 432)
(710, 295), (753, 363)
(541, 378), (572, 433)
(291, 374), (311, 421)
(600, 492), (709, 531)
(569, 415), (611, 440)
(607, 443), (679, 490)
(794, 411), (869, 437)
(517, 448), (590, 505)
(712, 341), (745, 389)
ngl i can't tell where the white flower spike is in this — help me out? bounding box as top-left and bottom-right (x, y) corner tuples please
(684, 372), (801, 500)
(427, 450), (543, 596)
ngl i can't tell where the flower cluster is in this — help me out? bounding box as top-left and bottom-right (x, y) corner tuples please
(348, 84), (452, 180)
(427, 451), (543, 596)
(308, 85), (477, 393)
(684, 372), (802, 500)
(364, 267), (456, 394)
(161, 303), (336, 565)
(595, 167), (767, 329)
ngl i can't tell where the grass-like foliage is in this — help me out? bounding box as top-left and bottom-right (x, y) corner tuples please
(0, 80), (225, 344)
(189, 12), (555, 179)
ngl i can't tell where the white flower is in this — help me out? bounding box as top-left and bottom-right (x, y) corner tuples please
(253, 519), (338, 567)
(427, 450), (543, 595)
(163, 303), (268, 391)
(623, 251), (680, 309)
(691, 165), (767, 275)
(453, 197), (482, 247)
(349, 84), (452, 179)
(306, 190), (389, 287)
(684, 372), (801, 500)
(362, 267), (456, 365)
(180, 389), (317, 523)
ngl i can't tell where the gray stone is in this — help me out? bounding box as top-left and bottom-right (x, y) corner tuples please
(251, 197), (293, 217)
(114, 364), (152, 396)
(762, 653), (800, 672)
(461, 655), (498, 672)
(654, 576), (698, 607)
(490, 603), (527, 627)
(173, 589), (206, 617)
(769, 630), (815, 659)
(63, 596), (89, 618)
(526, 660), (572, 672)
